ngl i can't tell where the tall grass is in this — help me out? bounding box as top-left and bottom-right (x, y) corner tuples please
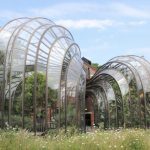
(0, 128), (150, 150)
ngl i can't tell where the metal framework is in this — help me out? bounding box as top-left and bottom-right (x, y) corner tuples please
(0, 18), (86, 133)
(0, 18), (150, 132)
(87, 55), (150, 129)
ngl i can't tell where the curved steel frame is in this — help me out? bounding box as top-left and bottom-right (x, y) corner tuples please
(1, 18), (150, 132)
(87, 55), (150, 129)
(0, 18), (85, 134)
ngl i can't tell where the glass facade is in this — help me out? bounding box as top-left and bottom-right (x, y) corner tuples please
(0, 18), (86, 133)
(87, 55), (150, 129)
(0, 18), (150, 132)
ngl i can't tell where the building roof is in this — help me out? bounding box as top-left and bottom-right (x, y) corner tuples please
(82, 57), (91, 65)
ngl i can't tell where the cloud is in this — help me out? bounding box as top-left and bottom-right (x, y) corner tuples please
(29, 2), (99, 18)
(0, 2), (140, 22)
(0, 10), (23, 20)
(29, 2), (150, 19)
(55, 19), (114, 29)
(126, 48), (150, 59)
(128, 20), (147, 26)
(0, 2), (149, 29)
(112, 3), (149, 18)
(55, 19), (148, 30)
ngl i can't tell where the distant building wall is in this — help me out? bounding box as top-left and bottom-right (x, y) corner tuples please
(82, 57), (97, 79)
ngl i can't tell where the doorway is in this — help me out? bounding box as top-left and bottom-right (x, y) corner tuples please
(85, 114), (91, 126)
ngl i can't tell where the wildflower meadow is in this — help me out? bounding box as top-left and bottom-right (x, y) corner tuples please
(0, 128), (150, 150)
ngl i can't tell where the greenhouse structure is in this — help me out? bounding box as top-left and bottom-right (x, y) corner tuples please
(86, 55), (150, 129)
(0, 18), (150, 133)
(0, 18), (86, 133)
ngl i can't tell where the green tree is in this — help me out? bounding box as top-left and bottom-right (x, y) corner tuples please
(14, 73), (58, 114)
(91, 63), (100, 70)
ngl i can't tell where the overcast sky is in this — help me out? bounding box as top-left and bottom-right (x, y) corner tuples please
(0, 0), (150, 64)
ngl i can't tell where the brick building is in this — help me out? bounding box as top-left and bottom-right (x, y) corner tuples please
(82, 57), (97, 128)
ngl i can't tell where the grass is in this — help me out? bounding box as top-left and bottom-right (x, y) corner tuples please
(0, 128), (150, 150)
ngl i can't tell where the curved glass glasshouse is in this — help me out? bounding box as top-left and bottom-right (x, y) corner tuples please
(0, 18), (150, 133)
(86, 55), (150, 129)
(0, 18), (86, 133)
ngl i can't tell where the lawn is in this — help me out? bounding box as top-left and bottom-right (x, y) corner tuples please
(0, 128), (150, 150)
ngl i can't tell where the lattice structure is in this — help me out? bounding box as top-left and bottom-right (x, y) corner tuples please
(87, 55), (150, 129)
(0, 18), (86, 133)
(0, 18), (150, 132)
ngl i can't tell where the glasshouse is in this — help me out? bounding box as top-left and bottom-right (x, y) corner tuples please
(0, 18), (150, 133)
(0, 18), (86, 133)
(86, 55), (150, 129)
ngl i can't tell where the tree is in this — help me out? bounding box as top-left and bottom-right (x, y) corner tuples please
(13, 73), (58, 115)
(91, 63), (101, 70)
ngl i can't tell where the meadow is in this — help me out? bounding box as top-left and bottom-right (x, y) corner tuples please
(0, 128), (150, 150)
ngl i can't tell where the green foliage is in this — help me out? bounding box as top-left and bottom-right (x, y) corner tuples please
(13, 73), (58, 115)
(122, 135), (146, 150)
(91, 63), (100, 70)
(25, 73), (46, 109)
(0, 50), (5, 64)
(0, 129), (150, 150)
(46, 126), (79, 139)
(107, 78), (141, 128)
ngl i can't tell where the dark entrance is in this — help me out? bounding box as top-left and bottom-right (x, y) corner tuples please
(85, 114), (91, 126)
